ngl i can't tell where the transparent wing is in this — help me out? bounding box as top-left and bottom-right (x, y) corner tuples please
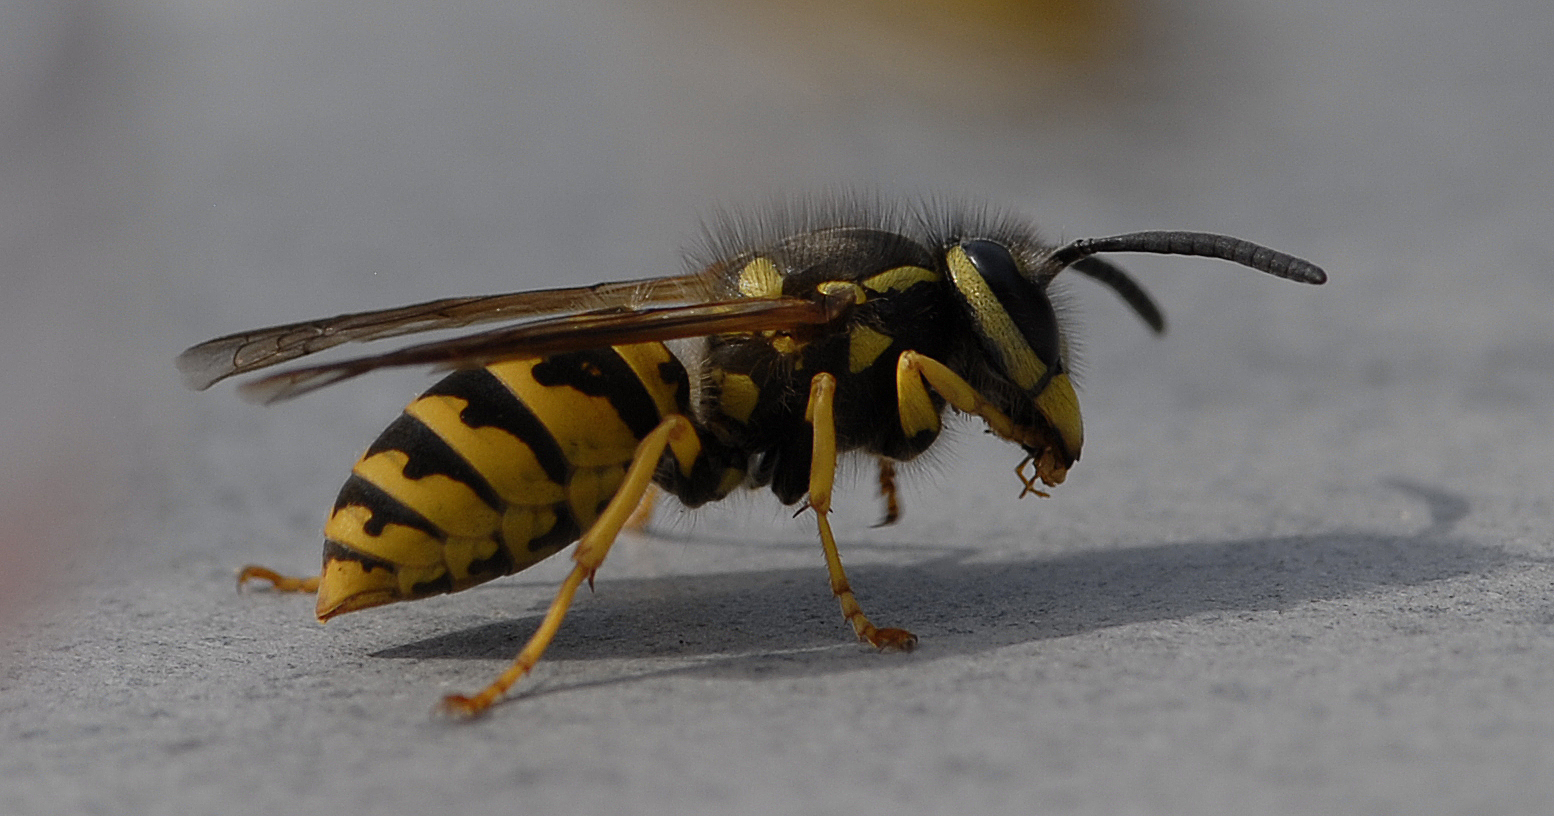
(176, 273), (716, 390)
(237, 294), (851, 405)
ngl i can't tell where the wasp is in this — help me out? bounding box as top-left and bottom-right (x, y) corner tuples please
(178, 201), (1325, 717)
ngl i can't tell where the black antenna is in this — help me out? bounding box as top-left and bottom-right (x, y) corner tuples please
(1049, 231), (1327, 285)
(1067, 257), (1167, 334)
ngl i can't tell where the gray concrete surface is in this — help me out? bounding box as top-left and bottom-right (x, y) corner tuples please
(4, 1), (1554, 814)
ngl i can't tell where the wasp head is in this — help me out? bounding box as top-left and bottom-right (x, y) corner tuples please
(944, 238), (1084, 488)
(941, 226), (1326, 495)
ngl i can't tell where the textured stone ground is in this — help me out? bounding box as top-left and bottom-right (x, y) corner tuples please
(4, 1), (1553, 814)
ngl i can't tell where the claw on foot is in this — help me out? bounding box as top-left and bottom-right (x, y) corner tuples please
(437, 694), (489, 720)
(865, 627), (918, 652)
(237, 565), (320, 593)
(1014, 454), (1052, 499)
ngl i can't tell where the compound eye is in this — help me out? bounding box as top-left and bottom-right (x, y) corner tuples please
(958, 240), (1063, 370)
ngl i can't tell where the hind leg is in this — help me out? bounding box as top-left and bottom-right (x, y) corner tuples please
(439, 414), (699, 717)
(237, 565), (320, 593)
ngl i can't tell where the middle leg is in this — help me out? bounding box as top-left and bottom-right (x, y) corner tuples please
(804, 372), (917, 652)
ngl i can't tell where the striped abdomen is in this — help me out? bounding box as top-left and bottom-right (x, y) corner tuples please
(314, 343), (693, 620)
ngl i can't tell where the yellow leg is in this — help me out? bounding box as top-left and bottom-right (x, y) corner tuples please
(623, 483), (660, 532)
(805, 373), (917, 652)
(897, 351), (1023, 444)
(237, 565), (320, 593)
(896, 350), (1070, 487)
(873, 457), (901, 527)
(440, 415), (697, 718)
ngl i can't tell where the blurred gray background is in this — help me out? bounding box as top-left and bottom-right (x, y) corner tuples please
(4, 1), (1553, 813)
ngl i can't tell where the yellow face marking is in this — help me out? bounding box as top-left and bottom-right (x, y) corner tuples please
(1033, 371), (1084, 457)
(406, 395), (567, 507)
(714, 370), (760, 424)
(848, 325), (893, 373)
(945, 246), (1047, 391)
(862, 265), (938, 293)
(737, 257), (783, 298)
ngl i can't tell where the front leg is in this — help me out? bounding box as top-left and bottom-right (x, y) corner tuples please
(895, 350), (1071, 488)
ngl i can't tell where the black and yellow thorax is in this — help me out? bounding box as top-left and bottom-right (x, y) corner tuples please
(695, 227), (956, 504)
